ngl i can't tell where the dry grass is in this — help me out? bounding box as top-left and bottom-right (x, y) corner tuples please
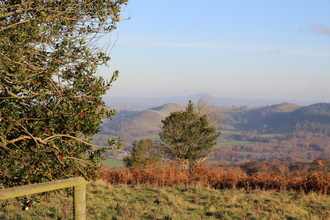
(100, 162), (330, 194)
(2, 178), (330, 219)
(85, 182), (330, 219)
(3, 163), (330, 219)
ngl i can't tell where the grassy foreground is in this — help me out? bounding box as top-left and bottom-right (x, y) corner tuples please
(2, 179), (330, 219)
(87, 180), (330, 220)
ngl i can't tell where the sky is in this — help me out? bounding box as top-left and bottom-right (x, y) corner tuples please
(99, 0), (330, 102)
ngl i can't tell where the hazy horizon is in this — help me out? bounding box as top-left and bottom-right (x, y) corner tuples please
(104, 93), (324, 103)
(98, 1), (330, 103)
(102, 93), (324, 111)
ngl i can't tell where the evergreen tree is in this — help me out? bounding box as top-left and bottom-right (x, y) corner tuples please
(159, 101), (221, 170)
(0, 0), (128, 188)
(123, 139), (161, 168)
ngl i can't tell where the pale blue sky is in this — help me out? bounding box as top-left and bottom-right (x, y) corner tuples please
(99, 0), (330, 102)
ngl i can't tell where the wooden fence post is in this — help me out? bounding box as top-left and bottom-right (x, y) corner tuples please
(74, 183), (86, 220)
(0, 177), (88, 219)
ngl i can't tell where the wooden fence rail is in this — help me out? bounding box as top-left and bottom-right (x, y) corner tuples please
(0, 177), (88, 220)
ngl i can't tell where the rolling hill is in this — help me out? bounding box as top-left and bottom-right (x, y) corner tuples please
(292, 103), (330, 136)
(222, 102), (330, 136)
(221, 102), (302, 133)
(94, 103), (185, 145)
(94, 101), (330, 164)
(95, 102), (330, 144)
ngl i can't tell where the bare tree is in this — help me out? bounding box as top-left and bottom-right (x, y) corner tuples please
(194, 98), (222, 127)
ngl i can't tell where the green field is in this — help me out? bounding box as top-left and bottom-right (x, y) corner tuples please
(216, 131), (253, 148)
(102, 158), (123, 168)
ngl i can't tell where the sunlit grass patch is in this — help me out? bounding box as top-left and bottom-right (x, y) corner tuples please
(102, 158), (123, 168)
(85, 182), (330, 219)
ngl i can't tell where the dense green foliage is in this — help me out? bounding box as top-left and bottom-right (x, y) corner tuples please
(159, 101), (221, 169)
(0, 0), (128, 188)
(123, 139), (161, 168)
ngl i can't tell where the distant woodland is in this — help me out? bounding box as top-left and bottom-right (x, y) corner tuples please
(94, 102), (330, 164)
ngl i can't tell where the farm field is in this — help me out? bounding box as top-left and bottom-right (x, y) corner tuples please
(102, 158), (123, 168)
(215, 131), (253, 147)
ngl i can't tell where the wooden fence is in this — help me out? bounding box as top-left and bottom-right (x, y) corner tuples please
(0, 177), (88, 220)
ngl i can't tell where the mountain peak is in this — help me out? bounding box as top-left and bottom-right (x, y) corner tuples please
(185, 93), (212, 99)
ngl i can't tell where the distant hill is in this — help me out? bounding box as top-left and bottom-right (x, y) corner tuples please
(95, 103), (185, 144)
(94, 102), (330, 164)
(102, 93), (319, 110)
(94, 102), (330, 147)
(149, 103), (186, 115)
(128, 103), (185, 131)
(292, 103), (330, 123)
(291, 103), (330, 136)
(221, 102), (302, 133)
(222, 102), (330, 136)
(269, 102), (302, 113)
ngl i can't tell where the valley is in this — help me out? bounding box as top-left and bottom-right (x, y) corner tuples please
(94, 99), (330, 165)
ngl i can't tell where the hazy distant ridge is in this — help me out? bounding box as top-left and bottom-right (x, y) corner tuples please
(103, 93), (320, 110)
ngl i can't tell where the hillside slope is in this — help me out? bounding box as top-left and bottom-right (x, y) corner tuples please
(292, 103), (330, 135)
(221, 102), (302, 133)
(96, 103), (185, 143)
(96, 102), (330, 146)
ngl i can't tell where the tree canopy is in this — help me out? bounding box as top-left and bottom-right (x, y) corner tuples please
(158, 101), (221, 170)
(123, 139), (162, 168)
(0, 0), (128, 189)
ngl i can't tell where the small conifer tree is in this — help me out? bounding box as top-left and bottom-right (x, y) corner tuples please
(123, 139), (161, 168)
(159, 101), (221, 170)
